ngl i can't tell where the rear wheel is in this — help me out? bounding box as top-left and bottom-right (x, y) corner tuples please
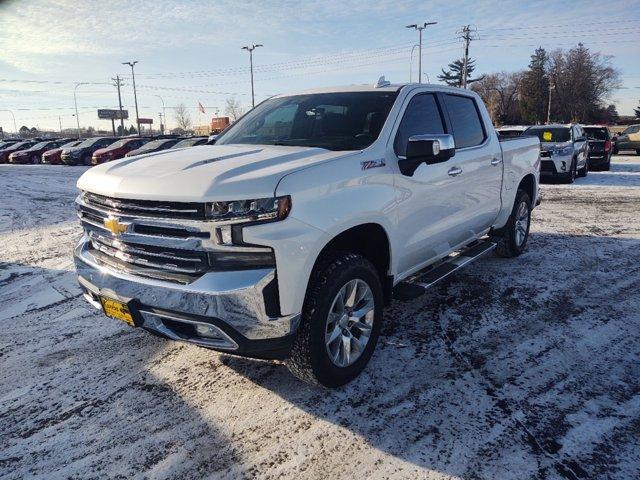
(492, 189), (531, 258)
(286, 253), (383, 387)
(82, 154), (92, 166)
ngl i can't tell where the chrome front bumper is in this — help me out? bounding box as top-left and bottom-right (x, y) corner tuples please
(74, 238), (300, 352)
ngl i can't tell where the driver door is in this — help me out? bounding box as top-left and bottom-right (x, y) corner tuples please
(390, 92), (470, 277)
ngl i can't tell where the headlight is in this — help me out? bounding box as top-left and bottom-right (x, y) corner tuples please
(206, 196), (291, 223)
(553, 146), (572, 156)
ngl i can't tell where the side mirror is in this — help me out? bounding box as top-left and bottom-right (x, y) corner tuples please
(399, 134), (455, 176)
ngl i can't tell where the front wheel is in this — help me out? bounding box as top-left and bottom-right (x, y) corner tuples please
(561, 158), (577, 184)
(286, 253), (383, 387)
(492, 189), (531, 258)
(578, 157), (589, 177)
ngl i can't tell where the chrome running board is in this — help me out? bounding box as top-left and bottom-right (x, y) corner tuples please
(393, 240), (496, 301)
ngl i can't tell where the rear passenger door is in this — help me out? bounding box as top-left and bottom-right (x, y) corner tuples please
(441, 93), (503, 238)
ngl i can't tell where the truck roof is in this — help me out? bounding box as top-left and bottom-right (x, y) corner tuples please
(273, 82), (478, 98)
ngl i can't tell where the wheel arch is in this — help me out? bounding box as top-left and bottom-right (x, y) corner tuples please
(312, 223), (393, 305)
(518, 173), (536, 205)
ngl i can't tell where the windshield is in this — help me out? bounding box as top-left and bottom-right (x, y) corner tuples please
(106, 139), (129, 149)
(524, 127), (571, 143)
(29, 141), (51, 150)
(78, 137), (106, 147)
(583, 128), (608, 140)
(61, 140), (81, 148)
(8, 142), (31, 151)
(173, 138), (204, 148)
(216, 91), (398, 151)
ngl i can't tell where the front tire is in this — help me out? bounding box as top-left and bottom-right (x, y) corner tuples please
(561, 158), (577, 184)
(578, 157), (588, 177)
(286, 253), (383, 387)
(492, 189), (531, 258)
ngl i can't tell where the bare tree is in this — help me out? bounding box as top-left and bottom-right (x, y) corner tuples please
(225, 97), (245, 122)
(472, 71), (524, 125)
(174, 103), (192, 131)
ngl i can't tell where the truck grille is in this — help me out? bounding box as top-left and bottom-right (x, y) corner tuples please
(83, 191), (207, 220)
(77, 192), (212, 283)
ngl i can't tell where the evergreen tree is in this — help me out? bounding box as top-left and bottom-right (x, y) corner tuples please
(128, 125), (137, 134)
(520, 47), (549, 124)
(437, 58), (480, 87)
(634, 100), (640, 118)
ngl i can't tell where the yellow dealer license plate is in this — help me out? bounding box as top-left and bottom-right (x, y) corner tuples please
(100, 296), (135, 327)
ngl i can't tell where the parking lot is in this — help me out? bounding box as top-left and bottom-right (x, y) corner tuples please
(1, 156), (639, 480)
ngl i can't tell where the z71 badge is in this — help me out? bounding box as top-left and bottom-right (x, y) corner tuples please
(361, 159), (386, 171)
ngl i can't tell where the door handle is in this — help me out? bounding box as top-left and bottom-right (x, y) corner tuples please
(491, 157), (502, 166)
(447, 166), (463, 177)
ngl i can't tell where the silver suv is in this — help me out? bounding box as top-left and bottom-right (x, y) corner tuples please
(524, 124), (589, 183)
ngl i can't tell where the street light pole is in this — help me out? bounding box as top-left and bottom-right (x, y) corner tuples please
(241, 44), (263, 108)
(154, 95), (166, 132)
(0, 109), (17, 134)
(409, 44), (419, 82)
(406, 21), (437, 84)
(122, 61), (140, 134)
(74, 82), (88, 139)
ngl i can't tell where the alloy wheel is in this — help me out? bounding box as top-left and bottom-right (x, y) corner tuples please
(325, 279), (375, 367)
(514, 201), (529, 247)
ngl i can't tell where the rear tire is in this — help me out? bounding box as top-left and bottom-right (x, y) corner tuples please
(491, 189), (531, 258)
(82, 154), (92, 166)
(286, 253), (383, 388)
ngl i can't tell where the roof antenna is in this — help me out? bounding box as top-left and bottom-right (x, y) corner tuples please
(374, 76), (391, 88)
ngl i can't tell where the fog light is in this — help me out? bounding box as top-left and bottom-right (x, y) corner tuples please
(195, 323), (220, 338)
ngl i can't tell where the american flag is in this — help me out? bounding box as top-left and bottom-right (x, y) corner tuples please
(197, 102), (205, 114)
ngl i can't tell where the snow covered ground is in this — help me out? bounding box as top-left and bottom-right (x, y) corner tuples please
(1, 156), (639, 480)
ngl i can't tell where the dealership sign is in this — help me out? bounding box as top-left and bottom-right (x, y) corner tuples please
(97, 109), (129, 120)
(137, 118), (153, 125)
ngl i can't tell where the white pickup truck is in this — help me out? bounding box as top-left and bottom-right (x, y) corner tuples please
(74, 82), (540, 387)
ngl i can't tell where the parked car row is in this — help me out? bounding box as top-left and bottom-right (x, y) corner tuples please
(0, 135), (212, 166)
(496, 122), (632, 183)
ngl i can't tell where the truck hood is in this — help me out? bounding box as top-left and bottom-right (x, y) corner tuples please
(77, 144), (350, 201)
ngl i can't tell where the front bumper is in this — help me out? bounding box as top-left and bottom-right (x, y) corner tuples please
(74, 238), (299, 359)
(540, 154), (572, 176)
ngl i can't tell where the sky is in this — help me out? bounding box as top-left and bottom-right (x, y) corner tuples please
(0, 0), (639, 132)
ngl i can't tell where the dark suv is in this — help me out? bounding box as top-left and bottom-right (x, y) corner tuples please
(583, 125), (613, 171)
(61, 137), (118, 166)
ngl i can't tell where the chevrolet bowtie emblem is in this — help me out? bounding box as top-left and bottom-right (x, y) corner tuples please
(104, 217), (128, 235)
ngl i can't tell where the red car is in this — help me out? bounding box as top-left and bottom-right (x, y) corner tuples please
(0, 140), (37, 164)
(92, 137), (150, 165)
(9, 139), (69, 164)
(42, 140), (82, 165)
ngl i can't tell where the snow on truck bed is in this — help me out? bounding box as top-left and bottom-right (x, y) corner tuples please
(1, 157), (639, 480)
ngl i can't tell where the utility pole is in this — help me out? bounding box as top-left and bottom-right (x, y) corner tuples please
(112, 75), (126, 135)
(461, 25), (471, 89)
(122, 61), (140, 134)
(158, 112), (164, 134)
(547, 80), (553, 124)
(58, 116), (62, 133)
(406, 21), (437, 84)
(241, 44), (263, 108)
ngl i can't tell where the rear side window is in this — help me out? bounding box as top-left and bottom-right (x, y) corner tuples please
(443, 94), (486, 149)
(394, 94), (445, 157)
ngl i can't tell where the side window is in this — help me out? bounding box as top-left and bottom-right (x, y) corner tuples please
(393, 94), (445, 157)
(443, 94), (486, 149)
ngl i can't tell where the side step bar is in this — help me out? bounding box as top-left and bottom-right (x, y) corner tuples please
(393, 240), (496, 301)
